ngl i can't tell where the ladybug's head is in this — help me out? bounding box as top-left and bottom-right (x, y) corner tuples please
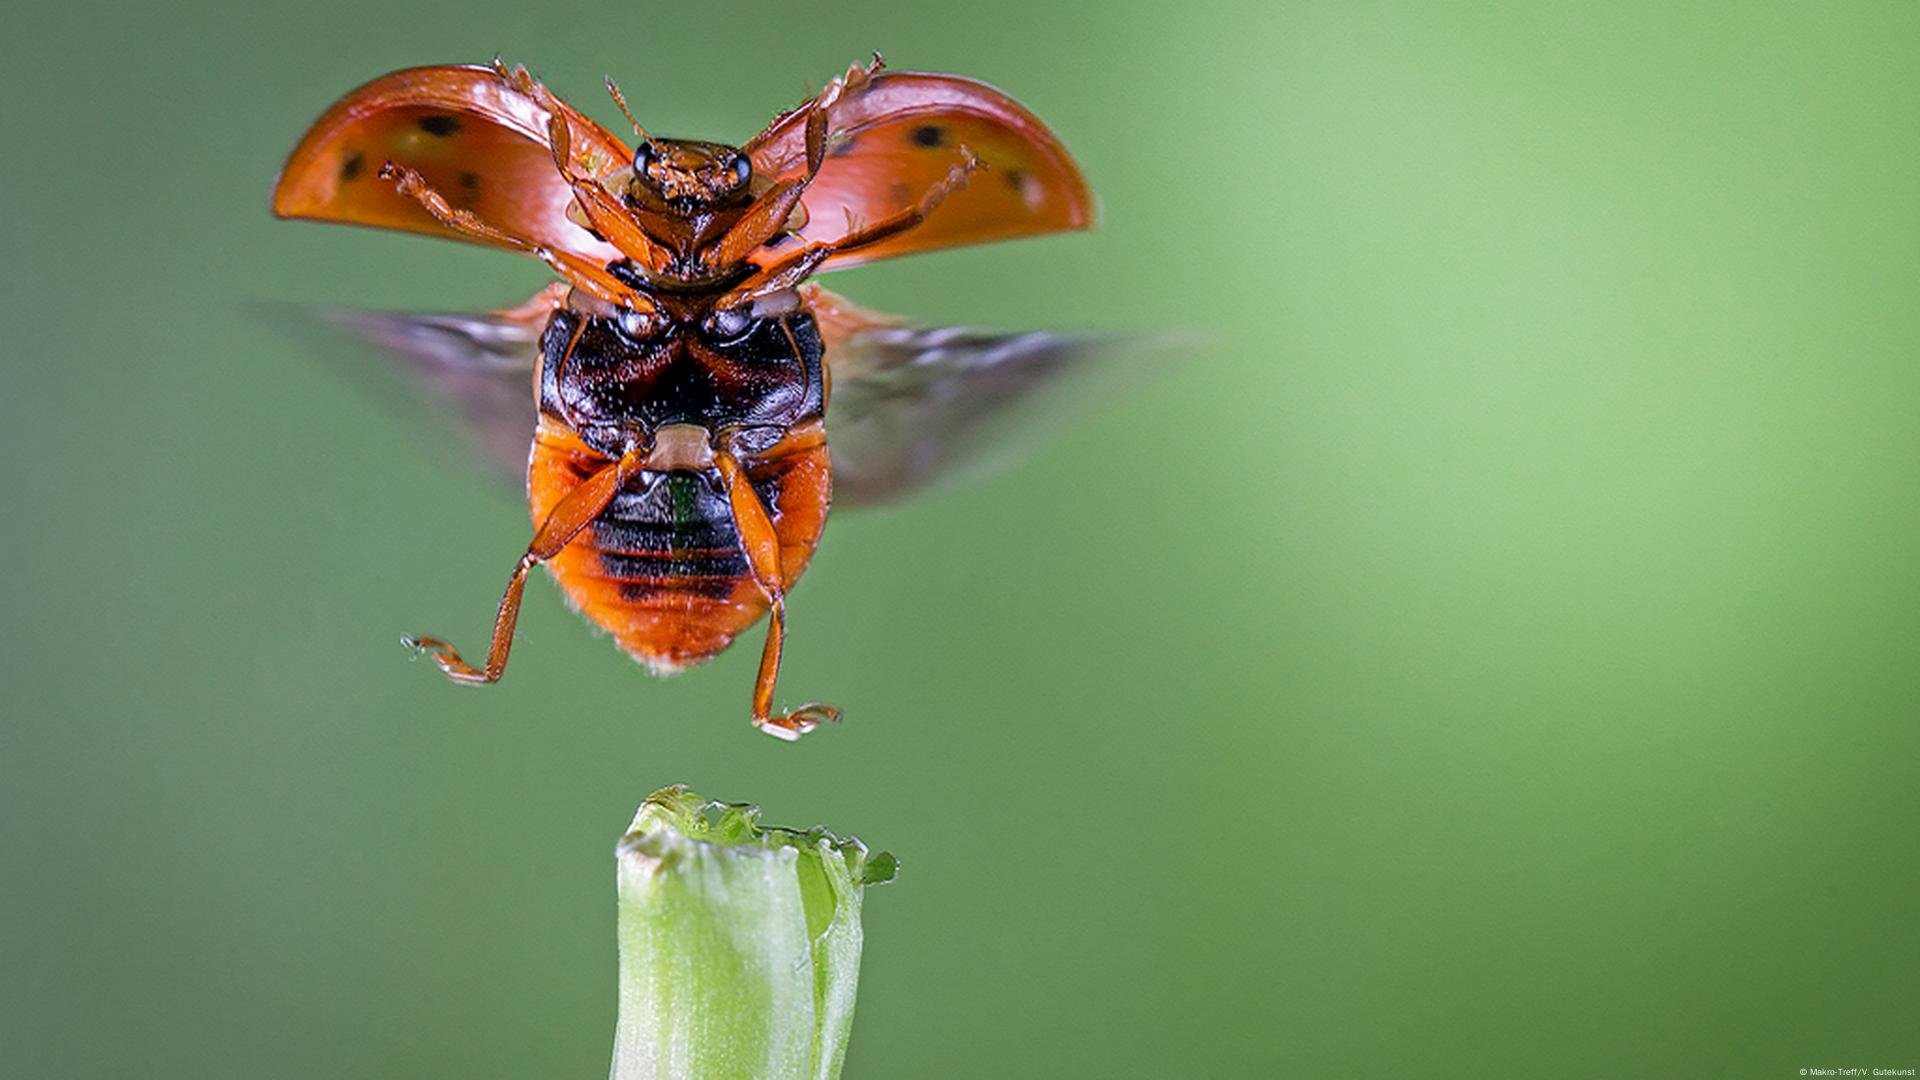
(627, 139), (755, 212)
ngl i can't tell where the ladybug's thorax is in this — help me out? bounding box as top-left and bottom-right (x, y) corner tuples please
(537, 304), (825, 459)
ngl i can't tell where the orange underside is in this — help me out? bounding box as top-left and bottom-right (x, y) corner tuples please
(526, 419), (830, 673)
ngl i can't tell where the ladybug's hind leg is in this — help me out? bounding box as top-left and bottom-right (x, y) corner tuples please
(714, 451), (840, 741)
(406, 445), (645, 684)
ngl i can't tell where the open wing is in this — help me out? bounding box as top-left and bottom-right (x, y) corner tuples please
(747, 68), (1096, 271)
(809, 288), (1123, 506)
(273, 63), (628, 261)
(304, 305), (546, 488)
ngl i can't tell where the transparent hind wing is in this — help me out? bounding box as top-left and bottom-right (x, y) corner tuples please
(812, 287), (1131, 507)
(304, 300), (548, 489)
(292, 282), (1150, 507)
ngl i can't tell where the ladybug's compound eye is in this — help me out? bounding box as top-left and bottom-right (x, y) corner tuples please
(704, 308), (753, 342)
(726, 152), (752, 188)
(631, 141), (657, 177)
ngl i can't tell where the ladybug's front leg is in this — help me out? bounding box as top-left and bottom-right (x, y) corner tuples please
(406, 444), (646, 684)
(714, 451), (840, 741)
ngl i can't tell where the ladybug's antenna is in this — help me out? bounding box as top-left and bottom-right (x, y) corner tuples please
(604, 77), (650, 143)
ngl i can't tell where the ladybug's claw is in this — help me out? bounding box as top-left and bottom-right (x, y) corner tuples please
(401, 634), (491, 685)
(752, 703), (842, 741)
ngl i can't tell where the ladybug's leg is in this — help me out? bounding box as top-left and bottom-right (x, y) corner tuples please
(703, 177), (812, 269)
(700, 64), (873, 268)
(537, 114), (673, 275)
(491, 281), (571, 324)
(719, 151), (982, 306)
(824, 148), (982, 251)
(378, 162), (536, 247)
(406, 445), (646, 684)
(380, 163), (651, 311)
(714, 450), (840, 740)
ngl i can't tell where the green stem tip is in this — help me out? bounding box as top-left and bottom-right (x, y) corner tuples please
(610, 786), (898, 1080)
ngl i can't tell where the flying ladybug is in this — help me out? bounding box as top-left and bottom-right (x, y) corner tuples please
(273, 57), (1098, 740)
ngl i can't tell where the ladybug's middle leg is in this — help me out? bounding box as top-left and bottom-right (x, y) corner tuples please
(406, 445), (645, 684)
(719, 151), (983, 307)
(378, 163), (649, 310)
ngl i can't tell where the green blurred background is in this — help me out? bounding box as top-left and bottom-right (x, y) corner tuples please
(5, 2), (1917, 1076)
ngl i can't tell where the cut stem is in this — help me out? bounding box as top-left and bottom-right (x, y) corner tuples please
(609, 786), (897, 1080)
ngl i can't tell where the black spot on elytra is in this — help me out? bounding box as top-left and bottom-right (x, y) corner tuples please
(418, 115), (461, 137)
(1003, 167), (1027, 191)
(458, 171), (480, 190)
(339, 151), (364, 181)
(910, 124), (945, 148)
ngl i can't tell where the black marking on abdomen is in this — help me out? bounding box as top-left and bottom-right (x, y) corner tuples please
(614, 573), (743, 602)
(593, 472), (750, 592)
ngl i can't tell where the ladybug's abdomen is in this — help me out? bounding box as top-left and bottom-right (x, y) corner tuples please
(595, 473), (751, 589)
(528, 419), (830, 674)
